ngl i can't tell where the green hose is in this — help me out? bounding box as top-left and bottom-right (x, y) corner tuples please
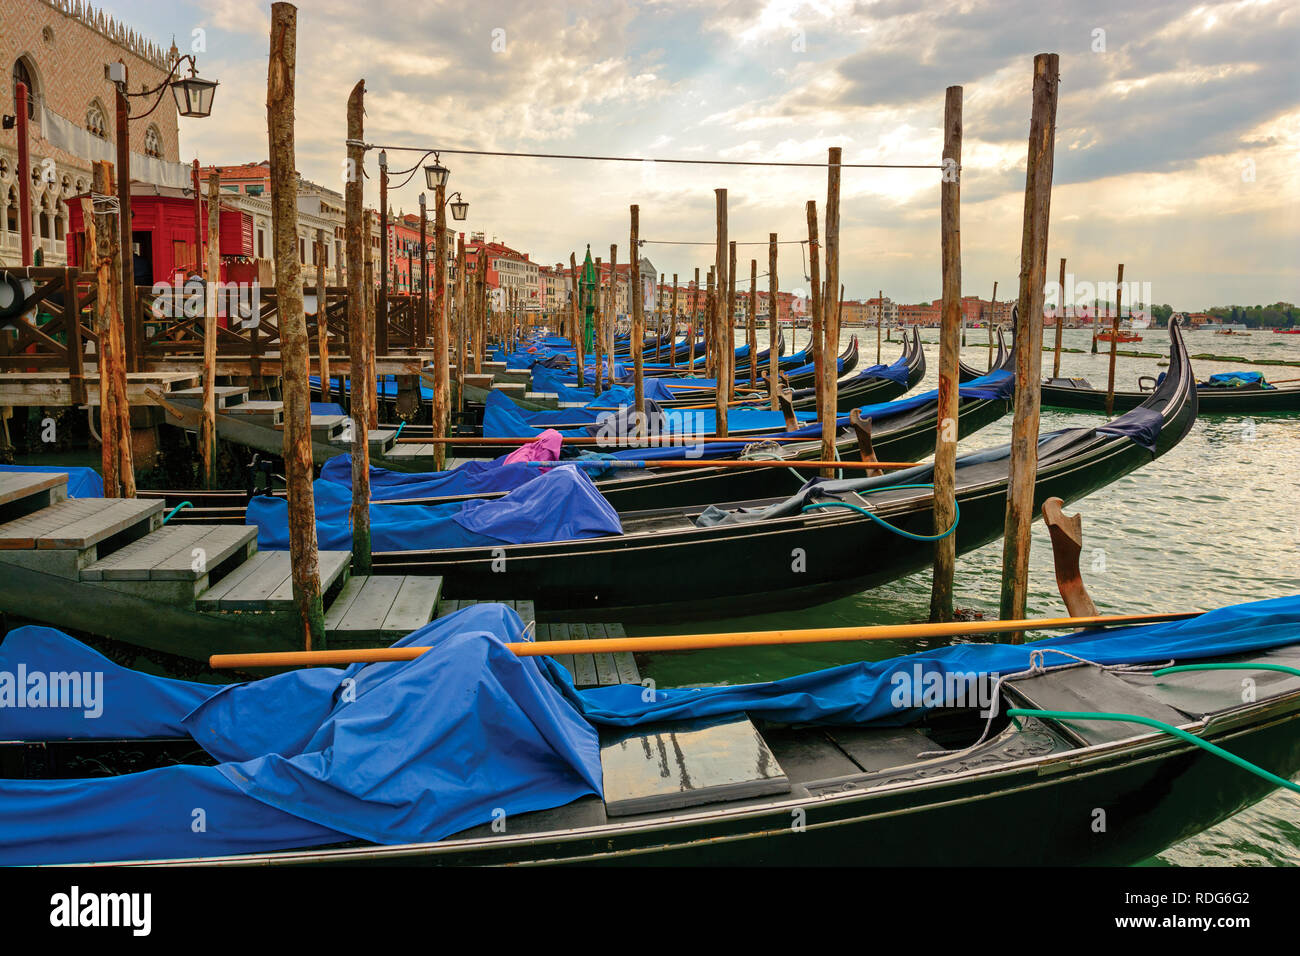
(1153, 663), (1300, 679)
(1005, 707), (1300, 795)
(800, 483), (959, 542)
(162, 501), (193, 524)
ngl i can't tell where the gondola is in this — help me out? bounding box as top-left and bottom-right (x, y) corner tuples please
(146, 366), (1015, 518)
(5, 593), (1298, 866)
(1042, 369), (1300, 414)
(785, 329), (924, 411)
(350, 321), (1197, 621)
(959, 327), (1009, 382)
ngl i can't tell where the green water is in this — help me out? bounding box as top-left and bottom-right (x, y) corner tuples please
(632, 325), (1300, 865)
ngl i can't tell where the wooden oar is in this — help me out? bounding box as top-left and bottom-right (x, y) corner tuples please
(521, 458), (920, 470)
(396, 435), (822, 445)
(208, 609), (1203, 670)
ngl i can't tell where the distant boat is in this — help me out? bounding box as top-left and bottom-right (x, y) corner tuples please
(1273, 328), (1300, 335)
(1095, 329), (1142, 343)
(1215, 328), (1250, 336)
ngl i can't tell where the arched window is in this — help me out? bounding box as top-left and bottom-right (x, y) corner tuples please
(12, 57), (38, 120)
(144, 125), (163, 159)
(86, 100), (108, 139)
(4, 186), (18, 234)
(39, 193), (52, 240)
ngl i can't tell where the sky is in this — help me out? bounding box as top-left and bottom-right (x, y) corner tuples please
(109, 0), (1299, 309)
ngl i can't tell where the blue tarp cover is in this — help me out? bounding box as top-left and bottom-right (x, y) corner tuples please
(248, 463), (622, 552)
(0, 605), (601, 864)
(0, 464), (103, 498)
(1204, 371), (1269, 389)
(2, 595), (1299, 864)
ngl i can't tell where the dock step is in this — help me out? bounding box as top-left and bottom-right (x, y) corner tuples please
(276, 414), (348, 441)
(224, 400), (284, 426)
(324, 575), (443, 646)
(0, 471), (68, 522)
(167, 385), (250, 410)
(196, 549), (350, 612)
(83, 524), (257, 582)
(0, 497), (163, 551)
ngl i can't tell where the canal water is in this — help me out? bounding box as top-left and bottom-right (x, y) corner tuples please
(632, 325), (1300, 866)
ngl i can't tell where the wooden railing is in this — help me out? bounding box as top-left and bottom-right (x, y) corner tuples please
(0, 267), (100, 404)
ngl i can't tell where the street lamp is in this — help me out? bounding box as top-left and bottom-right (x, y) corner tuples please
(423, 154), (450, 190)
(170, 70), (219, 118)
(109, 52), (218, 367)
(448, 193), (469, 221)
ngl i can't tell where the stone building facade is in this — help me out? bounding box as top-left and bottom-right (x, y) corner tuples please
(2, 0), (183, 266)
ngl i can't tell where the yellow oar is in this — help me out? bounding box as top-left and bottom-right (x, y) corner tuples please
(208, 609), (1202, 670)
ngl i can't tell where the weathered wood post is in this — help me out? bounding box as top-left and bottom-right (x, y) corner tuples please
(999, 53), (1060, 633)
(630, 205), (645, 434)
(377, 152), (389, 356)
(930, 85), (963, 623)
(727, 240), (737, 402)
(822, 148), (842, 474)
(268, 2), (325, 649)
(873, 288), (881, 364)
(714, 189), (729, 436)
(769, 234), (780, 410)
(570, 251), (584, 386)
(607, 243), (618, 385)
(987, 280), (998, 370)
(363, 209), (378, 428)
(1105, 263), (1124, 415)
(747, 259), (758, 387)
(655, 271), (664, 362)
(316, 227), (331, 401)
(669, 273), (679, 370)
(1052, 258), (1065, 378)
(345, 79), (371, 575)
(689, 267), (699, 370)
(83, 161), (134, 497)
(200, 171), (221, 488)
(593, 255), (604, 392)
(805, 200), (824, 431)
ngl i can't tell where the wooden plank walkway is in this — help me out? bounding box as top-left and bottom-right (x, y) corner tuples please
(436, 598), (640, 689)
(324, 574), (443, 646)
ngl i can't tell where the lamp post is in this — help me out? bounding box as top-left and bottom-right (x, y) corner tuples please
(110, 53), (217, 369)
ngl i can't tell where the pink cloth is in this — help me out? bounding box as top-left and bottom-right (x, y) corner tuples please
(501, 428), (564, 465)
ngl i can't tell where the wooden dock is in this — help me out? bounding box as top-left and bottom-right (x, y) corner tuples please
(0, 470), (641, 684)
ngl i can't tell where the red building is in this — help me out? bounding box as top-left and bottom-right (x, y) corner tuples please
(64, 184), (254, 287)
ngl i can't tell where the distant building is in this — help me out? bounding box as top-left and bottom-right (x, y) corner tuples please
(3, 0), (185, 267)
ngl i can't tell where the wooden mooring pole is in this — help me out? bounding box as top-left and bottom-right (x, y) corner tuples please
(714, 189), (729, 437)
(83, 160), (134, 497)
(823, 147), (842, 475)
(594, 255), (604, 393)
(202, 170), (220, 488)
(805, 200), (825, 467)
(1105, 263), (1124, 416)
(345, 78), (371, 575)
(670, 273), (679, 371)
(988, 280), (998, 370)
(999, 53), (1060, 635)
(570, 251), (584, 387)
(268, 1), (324, 649)
(877, 287), (883, 365)
(727, 240), (737, 402)
(747, 258), (758, 387)
(454, 232), (466, 413)
(930, 86), (962, 623)
(769, 234), (780, 410)
(316, 227), (331, 402)
(630, 205), (645, 434)
(1052, 258), (1065, 378)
